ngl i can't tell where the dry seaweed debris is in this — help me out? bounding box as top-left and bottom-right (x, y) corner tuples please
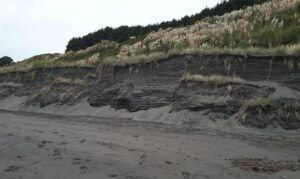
(231, 158), (300, 173)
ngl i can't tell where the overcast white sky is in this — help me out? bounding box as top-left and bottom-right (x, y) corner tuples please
(0, 0), (221, 61)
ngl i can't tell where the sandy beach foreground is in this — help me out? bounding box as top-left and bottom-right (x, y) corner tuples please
(0, 110), (299, 179)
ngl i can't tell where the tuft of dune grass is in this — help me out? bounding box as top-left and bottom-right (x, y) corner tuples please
(182, 73), (243, 84)
(242, 97), (270, 108)
(53, 77), (85, 86)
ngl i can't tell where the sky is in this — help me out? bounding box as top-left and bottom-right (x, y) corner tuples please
(0, 0), (221, 61)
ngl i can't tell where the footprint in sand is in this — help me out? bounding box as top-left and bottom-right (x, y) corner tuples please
(72, 158), (82, 165)
(52, 148), (65, 159)
(139, 154), (147, 165)
(58, 141), (68, 145)
(182, 171), (191, 179)
(7, 133), (14, 136)
(4, 165), (21, 172)
(109, 174), (118, 178)
(80, 139), (86, 143)
(72, 158), (92, 165)
(165, 161), (172, 165)
(38, 140), (53, 148)
(79, 166), (88, 173)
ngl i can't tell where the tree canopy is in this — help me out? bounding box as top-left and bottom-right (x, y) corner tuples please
(0, 56), (14, 67)
(66, 0), (270, 52)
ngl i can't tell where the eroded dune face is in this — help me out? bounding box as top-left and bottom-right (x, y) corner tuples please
(0, 54), (299, 129)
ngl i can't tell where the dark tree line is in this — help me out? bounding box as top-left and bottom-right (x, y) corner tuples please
(0, 56), (14, 67)
(66, 0), (269, 52)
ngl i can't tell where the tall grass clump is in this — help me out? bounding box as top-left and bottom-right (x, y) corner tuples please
(182, 73), (243, 84)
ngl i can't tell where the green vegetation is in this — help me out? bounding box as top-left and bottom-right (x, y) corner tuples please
(0, 56), (14, 66)
(0, 0), (299, 74)
(250, 6), (300, 47)
(242, 97), (270, 108)
(66, 0), (270, 52)
(182, 74), (243, 84)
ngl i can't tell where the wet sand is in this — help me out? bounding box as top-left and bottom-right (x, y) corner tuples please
(0, 110), (299, 179)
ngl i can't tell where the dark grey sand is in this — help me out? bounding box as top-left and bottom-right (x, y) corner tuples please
(0, 109), (299, 179)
